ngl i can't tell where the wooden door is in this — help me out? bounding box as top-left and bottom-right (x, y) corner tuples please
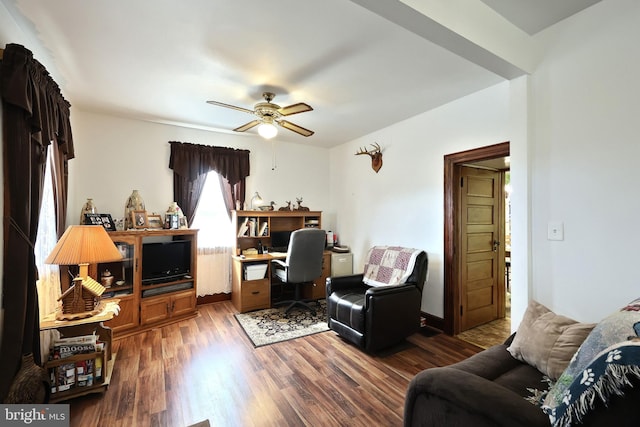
(458, 166), (503, 331)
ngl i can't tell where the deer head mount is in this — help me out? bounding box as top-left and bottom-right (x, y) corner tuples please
(355, 143), (383, 173)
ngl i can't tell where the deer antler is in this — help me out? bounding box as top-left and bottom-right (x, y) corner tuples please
(355, 142), (381, 157)
(354, 143), (383, 173)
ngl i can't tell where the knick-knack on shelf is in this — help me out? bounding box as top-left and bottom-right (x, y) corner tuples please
(124, 190), (145, 230)
(80, 198), (97, 224)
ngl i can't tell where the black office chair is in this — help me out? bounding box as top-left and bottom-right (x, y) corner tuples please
(271, 228), (326, 315)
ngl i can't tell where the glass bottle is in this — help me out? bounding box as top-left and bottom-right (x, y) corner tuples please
(80, 198), (97, 224)
(124, 190), (145, 230)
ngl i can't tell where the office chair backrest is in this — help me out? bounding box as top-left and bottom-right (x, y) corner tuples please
(285, 228), (326, 283)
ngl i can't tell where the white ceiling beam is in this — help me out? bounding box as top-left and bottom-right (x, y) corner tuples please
(349, 0), (539, 79)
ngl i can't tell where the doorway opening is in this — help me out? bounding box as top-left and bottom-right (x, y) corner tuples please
(443, 142), (510, 346)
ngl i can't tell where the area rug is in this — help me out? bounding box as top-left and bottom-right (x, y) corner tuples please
(235, 299), (329, 347)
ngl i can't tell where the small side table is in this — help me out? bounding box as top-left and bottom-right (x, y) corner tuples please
(40, 300), (120, 402)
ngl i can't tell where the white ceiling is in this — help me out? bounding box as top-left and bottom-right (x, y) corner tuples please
(1, 0), (601, 147)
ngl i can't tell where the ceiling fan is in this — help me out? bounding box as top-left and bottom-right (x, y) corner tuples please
(206, 92), (314, 139)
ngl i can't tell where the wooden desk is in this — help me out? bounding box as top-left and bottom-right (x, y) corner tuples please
(40, 301), (119, 402)
(231, 252), (331, 313)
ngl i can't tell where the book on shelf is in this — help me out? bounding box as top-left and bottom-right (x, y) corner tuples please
(49, 333), (104, 360)
(237, 217), (249, 237)
(258, 222), (268, 237)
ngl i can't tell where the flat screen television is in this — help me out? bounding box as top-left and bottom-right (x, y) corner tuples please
(270, 230), (292, 252)
(142, 240), (191, 285)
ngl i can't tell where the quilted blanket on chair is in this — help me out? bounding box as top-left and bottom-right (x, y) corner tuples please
(362, 246), (421, 287)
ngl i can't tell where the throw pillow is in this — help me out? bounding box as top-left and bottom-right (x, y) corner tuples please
(507, 300), (595, 380)
(543, 297), (640, 422)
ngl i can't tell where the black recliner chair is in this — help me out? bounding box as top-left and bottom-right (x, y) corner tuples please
(326, 248), (428, 353)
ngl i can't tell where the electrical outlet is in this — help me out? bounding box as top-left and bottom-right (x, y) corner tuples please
(547, 221), (564, 241)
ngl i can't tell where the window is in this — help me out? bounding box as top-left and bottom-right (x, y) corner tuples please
(35, 150), (61, 362)
(190, 171), (234, 248)
(35, 150), (60, 300)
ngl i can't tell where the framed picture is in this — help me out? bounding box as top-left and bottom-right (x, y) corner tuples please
(84, 213), (116, 231)
(147, 214), (163, 229)
(179, 216), (189, 229)
(84, 213), (103, 226)
(99, 213), (117, 231)
(165, 213), (179, 230)
(131, 210), (148, 229)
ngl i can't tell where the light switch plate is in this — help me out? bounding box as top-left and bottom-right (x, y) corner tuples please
(547, 221), (564, 241)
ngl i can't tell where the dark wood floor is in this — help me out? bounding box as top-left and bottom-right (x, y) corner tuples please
(68, 301), (482, 427)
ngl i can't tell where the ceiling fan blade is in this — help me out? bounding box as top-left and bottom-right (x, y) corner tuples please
(206, 100), (254, 115)
(278, 102), (313, 116)
(234, 120), (261, 132)
(278, 120), (314, 137)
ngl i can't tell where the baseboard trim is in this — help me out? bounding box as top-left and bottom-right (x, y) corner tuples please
(421, 311), (444, 332)
(197, 293), (231, 305)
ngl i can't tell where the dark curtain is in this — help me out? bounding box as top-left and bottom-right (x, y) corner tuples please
(0, 44), (74, 401)
(218, 177), (245, 220)
(168, 141), (250, 224)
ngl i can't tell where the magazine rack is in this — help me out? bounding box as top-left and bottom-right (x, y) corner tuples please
(40, 300), (119, 402)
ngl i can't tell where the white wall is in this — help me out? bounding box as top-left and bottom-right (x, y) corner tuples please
(329, 82), (510, 318)
(69, 111), (331, 230)
(527, 0), (640, 322)
(330, 0), (640, 327)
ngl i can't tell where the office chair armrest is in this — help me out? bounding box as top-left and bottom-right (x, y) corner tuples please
(326, 273), (365, 294)
(270, 259), (288, 268)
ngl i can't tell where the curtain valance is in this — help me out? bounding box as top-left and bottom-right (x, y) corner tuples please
(168, 141), (249, 185)
(1, 43), (74, 158)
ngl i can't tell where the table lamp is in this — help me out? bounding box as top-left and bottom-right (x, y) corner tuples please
(250, 192), (263, 210)
(45, 225), (123, 320)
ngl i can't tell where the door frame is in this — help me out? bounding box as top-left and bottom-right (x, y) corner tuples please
(443, 141), (510, 335)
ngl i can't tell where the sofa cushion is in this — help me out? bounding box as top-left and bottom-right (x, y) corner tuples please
(507, 300), (595, 380)
(450, 344), (545, 398)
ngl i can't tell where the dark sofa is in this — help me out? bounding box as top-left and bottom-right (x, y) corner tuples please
(404, 334), (640, 427)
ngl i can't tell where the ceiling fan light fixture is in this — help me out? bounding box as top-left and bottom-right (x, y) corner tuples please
(258, 121), (278, 139)
(207, 91), (313, 138)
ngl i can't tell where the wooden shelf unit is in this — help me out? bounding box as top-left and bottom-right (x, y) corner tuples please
(61, 229), (199, 337)
(232, 210), (323, 255)
(231, 211), (330, 313)
(40, 301), (119, 402)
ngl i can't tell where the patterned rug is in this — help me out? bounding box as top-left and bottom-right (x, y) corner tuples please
(234, 299), (329, 347)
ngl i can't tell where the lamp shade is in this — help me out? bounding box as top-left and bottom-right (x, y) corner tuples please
(45, 225), (122, 265)
(258, 122), (278, 139)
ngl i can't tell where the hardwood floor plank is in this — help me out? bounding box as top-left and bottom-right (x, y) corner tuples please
(67, 301), (481, 426)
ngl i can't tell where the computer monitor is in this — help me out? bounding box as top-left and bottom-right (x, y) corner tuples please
(270, 230), (292, 252)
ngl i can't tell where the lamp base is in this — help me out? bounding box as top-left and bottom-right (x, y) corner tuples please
(55, 300), (105, 321)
